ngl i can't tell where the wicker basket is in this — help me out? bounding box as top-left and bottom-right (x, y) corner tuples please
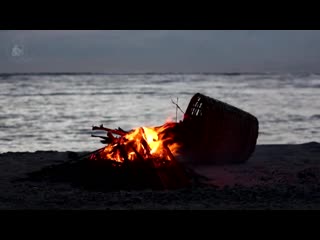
(179, 93), (259, 164)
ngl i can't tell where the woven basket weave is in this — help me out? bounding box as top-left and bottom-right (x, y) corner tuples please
(180, 93), (259, 164)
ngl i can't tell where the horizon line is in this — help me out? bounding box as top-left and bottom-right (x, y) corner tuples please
(0, 71), (319, 76)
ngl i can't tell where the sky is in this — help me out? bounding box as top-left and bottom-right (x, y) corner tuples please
(1, 30), (320, 73)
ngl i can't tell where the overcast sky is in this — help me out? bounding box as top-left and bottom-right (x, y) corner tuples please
(1, 30), (320, 73)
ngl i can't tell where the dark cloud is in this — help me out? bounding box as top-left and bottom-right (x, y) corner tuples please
(1, 30), (320, 73)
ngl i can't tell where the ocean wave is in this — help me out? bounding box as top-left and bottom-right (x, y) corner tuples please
(287, 114), (306, 122)
(0, 91), (164, 97)
(310, 114), (320, 120)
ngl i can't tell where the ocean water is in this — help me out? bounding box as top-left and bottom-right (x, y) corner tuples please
(0, 73), (319, 153)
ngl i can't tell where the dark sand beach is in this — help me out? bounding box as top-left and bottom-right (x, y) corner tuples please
(0, 142), (319, 209)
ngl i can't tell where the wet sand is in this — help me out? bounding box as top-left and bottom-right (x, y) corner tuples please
(0, 142), (319, 209)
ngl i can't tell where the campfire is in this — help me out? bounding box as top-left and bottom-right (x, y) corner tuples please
(89, 122), (181, 164)
(25, 93), (259, 192)
(88, 121), (191, 190)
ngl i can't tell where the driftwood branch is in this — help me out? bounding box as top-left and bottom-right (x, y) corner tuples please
(163, 144), (176, 162)
(117, 144), (129, 164)
(127, 142), (144, 162)
(107, 132), (116, 141)
(139, 128), (152, 157)
(92, 125), (127, 136)
(171, 98), (185, 115)
(74, 146), (106, 162)
(91, 134), (112, 144)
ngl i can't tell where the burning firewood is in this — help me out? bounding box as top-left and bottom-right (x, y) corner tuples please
(86, 121), (192, 190)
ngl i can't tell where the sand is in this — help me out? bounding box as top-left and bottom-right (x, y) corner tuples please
(0, 142), (319, 209)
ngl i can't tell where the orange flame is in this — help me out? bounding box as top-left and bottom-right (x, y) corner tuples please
(90, 121), (181, 163)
